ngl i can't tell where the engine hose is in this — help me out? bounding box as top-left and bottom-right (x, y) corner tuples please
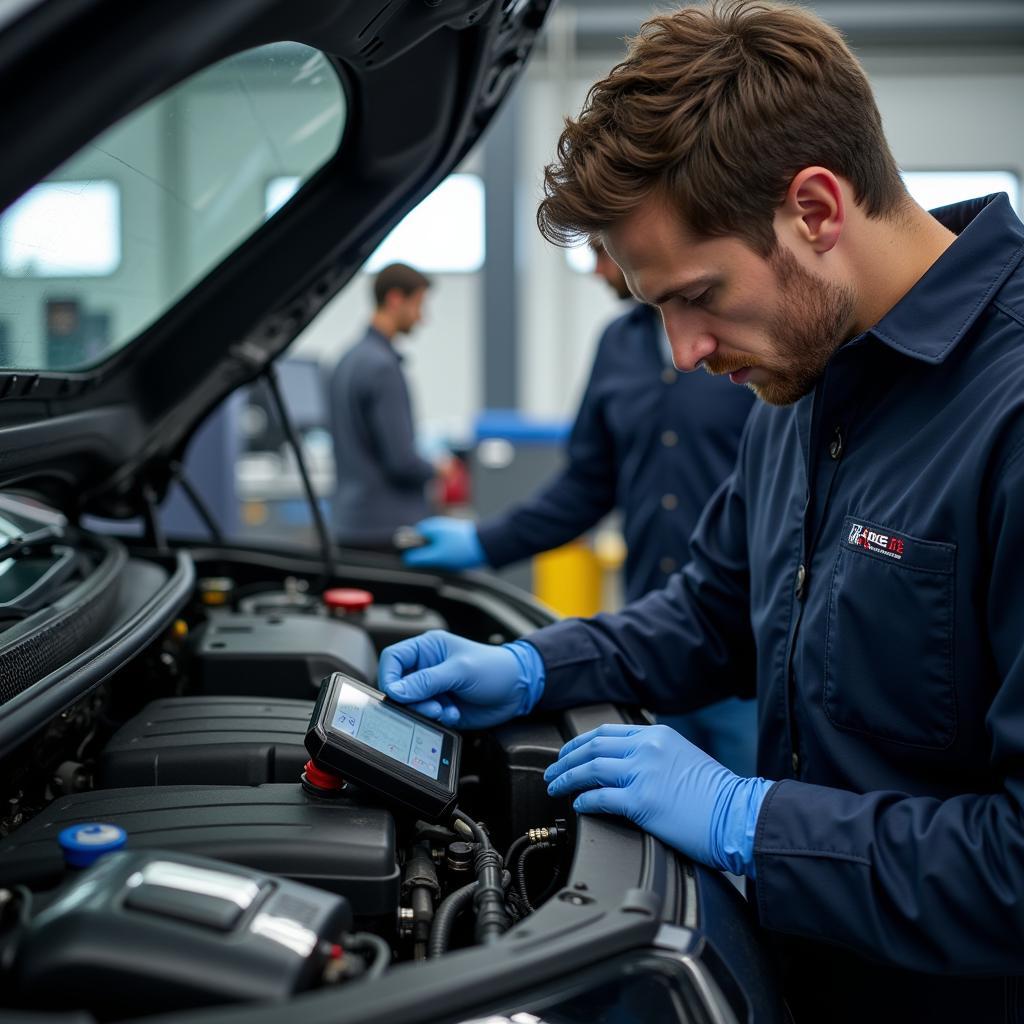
(428, 870), (512, 958)
(503, 835), (532, 922)
(503, 834), (530, 871)
(516, 841), (553, 914)
(428, 880), (478, 958)
(344, 931), (392, 979)
(452, 810), (510, 945)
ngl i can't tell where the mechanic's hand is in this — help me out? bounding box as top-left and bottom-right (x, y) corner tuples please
(402, 517), (486, 570)
(544, 723), (773, 876)
(379, 630), (544, 730)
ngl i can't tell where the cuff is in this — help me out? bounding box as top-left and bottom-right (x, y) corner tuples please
(504, 640), (546, 716)
(717, 776), (775, 878)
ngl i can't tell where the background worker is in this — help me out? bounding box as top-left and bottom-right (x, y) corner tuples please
(328, 262), (448, 548)
(403, 243), (756, 773)
(377, 2), (1024, 1020)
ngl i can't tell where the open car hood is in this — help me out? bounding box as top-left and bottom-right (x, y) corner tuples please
(0, 0), (551, 520)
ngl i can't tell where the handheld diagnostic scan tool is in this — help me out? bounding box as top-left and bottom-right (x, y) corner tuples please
(304, 672), (461, 821)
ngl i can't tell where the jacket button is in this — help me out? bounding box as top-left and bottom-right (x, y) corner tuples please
(661, 494), (678, 511)
(661, 430), (679, 447)
(829, 427), (844, 460)
(659, 556), (677, 574)
(791, 751), (800, 773)
(661, 367), (677, 384)
(795, 563), (806, 598)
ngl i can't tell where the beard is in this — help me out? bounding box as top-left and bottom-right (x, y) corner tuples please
(703, 246), (857, 406)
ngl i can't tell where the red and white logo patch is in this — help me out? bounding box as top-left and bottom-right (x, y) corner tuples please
(842, 514), (955, 573)
(847, 523), (905, 560)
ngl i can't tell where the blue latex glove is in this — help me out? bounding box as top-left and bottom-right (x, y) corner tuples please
(544, 723), (773, 877)
(379, 630), (545, 729)
(402, 517), (487, 570)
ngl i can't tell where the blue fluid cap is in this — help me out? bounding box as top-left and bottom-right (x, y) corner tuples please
(58, 822), (127, 868)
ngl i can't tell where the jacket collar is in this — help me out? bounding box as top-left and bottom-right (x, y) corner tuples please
(868, 193), (1024, 364)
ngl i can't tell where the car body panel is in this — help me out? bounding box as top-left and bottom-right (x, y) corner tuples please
(0, 0), (549, 520)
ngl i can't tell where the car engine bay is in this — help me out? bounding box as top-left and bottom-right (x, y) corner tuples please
(0, 499), (783, 1024)
(0, 517), (682, 1021)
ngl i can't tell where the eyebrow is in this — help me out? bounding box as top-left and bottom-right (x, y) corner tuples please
(646, 275), (719, 307)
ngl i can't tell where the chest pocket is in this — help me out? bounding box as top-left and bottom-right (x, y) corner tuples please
(824, 514), (957, 748)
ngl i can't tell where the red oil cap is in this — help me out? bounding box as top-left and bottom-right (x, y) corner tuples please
(302, 759), (345, 792)
(323, 588), (374, 613)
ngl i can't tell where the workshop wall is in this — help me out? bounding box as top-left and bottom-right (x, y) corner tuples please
(516, 48), (1024, 422)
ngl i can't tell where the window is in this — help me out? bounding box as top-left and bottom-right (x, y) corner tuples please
(902, 170), (1020, 215)
(265, 176), (302, 219)
(565, 243), (596, 274)
(0, 42), (346, 372)
(1, 180), (121, 277)
(366, 174), (485, 273)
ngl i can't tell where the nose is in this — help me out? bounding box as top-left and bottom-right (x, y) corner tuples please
(663, 314), (717, 372)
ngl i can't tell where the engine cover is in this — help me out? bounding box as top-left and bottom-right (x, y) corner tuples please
(191, 613), (377, 697)
(0, 784), (398, 920)
(12, 849), (352, 1016)
(97, 696), (312, 787)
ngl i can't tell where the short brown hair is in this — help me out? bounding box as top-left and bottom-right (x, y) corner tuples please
(373, 263), (431, 307)
(537, 0), (907, 256)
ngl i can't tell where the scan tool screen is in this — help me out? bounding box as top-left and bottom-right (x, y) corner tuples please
(306, 672), (460, 820)
(331, 681), (444, 780)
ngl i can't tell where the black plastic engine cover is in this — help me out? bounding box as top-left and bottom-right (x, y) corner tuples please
(0, 784), (398, 918)
(237, 591), (449, 655)
(480, 705), (641, 846)
(482, 717), (572, 846)
(355, 602), (449, 654)
(12, 849), (352, 1015)
(191, 613), (377, 697)
(96, 696), (312, 788)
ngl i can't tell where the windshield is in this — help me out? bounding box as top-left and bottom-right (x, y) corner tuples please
(0, 42), (346, 372)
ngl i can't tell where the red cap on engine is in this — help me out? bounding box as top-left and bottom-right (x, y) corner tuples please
(302, 759), (345, 792)
(322, 588), (374, 613)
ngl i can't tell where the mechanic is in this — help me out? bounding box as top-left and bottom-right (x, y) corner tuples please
(377, 2), (1024, 1020)
(403, 242), (757, 773)
(328, 263), (450, 548)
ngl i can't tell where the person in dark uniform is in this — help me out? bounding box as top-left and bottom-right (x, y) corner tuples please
(403, 243), (756, 773)
(376, 3), (1024, 1021)
(328, 263), (441, 548)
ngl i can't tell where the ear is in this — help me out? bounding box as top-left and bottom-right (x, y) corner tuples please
(778, 167), (845, 254)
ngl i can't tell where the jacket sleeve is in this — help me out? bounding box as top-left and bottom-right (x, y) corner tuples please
(364, 361), (435, 488)
(476, 333), (618, 568)
(526, 418), (756, 713)
(752, 441), (1024, 975)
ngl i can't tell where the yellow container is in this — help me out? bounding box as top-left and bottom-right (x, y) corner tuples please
(532, 541), (603, 618)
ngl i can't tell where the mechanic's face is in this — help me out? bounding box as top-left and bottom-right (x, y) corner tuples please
(393, 288), (427, 335)
(604, 195), (856, 406)
(592, 244), (632, 300)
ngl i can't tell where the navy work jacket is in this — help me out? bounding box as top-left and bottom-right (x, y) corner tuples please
(477, 303), (754, 599)
(527, 195), (1024, 1021)
(328, 327), (433, 545)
